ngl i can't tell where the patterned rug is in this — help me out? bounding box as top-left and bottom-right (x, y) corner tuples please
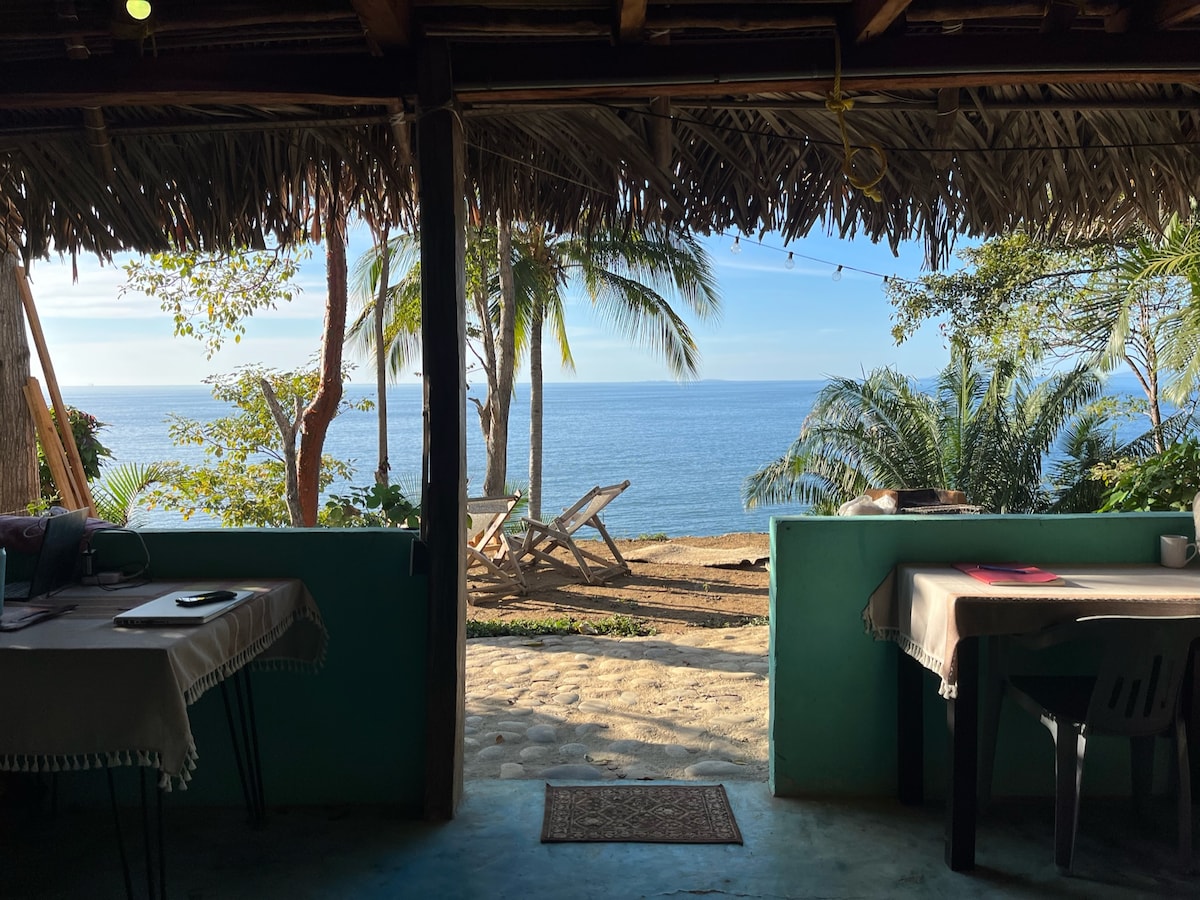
(540, 784), (743, 844)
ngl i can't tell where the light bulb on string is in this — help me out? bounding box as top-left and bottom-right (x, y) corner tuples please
(785, 252), (795, 270)
(832, 265), (844, 282)
(126, 0), (152, 19)
(730, 236), (742, 255)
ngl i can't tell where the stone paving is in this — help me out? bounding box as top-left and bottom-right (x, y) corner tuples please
(463, 626), (768, 782)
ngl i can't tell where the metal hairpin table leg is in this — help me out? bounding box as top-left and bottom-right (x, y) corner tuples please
(220, 668), (266, 826)
(138, 767), (166, 899)
(106, 768), (135, 900)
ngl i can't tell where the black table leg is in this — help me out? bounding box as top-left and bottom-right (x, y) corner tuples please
(946, 637), (978, 871)
(897, 648), (924, 805)
(220, 668), (267, 826)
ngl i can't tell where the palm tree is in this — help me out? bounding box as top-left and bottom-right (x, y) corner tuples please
(1115, 215), (1200, 404)
(509, 223), (721, 519)
(92, 461), (175, 527)
(743, 346), (1103, 515)
(347, 219), (721, 517)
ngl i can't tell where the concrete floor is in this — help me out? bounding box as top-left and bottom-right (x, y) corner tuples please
(4, 779), (1198, 899)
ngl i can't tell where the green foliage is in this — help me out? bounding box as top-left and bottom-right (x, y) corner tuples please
(465, 615), (654, 638)
(38, 406), (112, 504)
(122, 247), (308, 357)
(743, 346), (1105, 515)
(636, 532), (669, 541)
(150, 366), (368, 527)
(1092, 438), (1200, 512)
(324, 482), (420, 528)
(886, 227), (1198, 447)
(91, 461), (175, 527)
(886, 230), (1110, 364)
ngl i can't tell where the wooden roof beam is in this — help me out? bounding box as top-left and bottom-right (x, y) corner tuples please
(907, 3), (1122, 24)
(853, 0), (913, 42)
(615, 0), (648, 42)
(1042, 0), (1080, 33)
(1156, 0), (1200, 26)
(351, 0), (411, 51)
(5, 33), (1200, 110)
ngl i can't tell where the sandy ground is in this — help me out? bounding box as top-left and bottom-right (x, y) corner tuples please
(467, 532), (770, 633)
(464, 625), (769, 782)
(464, 533), (771, 782)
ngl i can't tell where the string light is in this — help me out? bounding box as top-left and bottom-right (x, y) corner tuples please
(715, 230), (909, 287)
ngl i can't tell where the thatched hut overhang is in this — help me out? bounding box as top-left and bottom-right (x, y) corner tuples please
(3, 2), (1200, 264)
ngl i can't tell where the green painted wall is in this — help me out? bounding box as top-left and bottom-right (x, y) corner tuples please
(769, 512), (1193, 800)
(89, 527), (429, 814)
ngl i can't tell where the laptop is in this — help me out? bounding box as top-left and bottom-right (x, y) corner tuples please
(113, 588), (255, 627)
(4, 508), (88, 601)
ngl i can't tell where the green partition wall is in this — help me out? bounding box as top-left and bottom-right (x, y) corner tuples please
(89, 527), (428, 814)
(769, 512), (1193, 799)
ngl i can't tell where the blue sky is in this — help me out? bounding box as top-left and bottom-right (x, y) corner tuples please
(24, 220), (952, 387)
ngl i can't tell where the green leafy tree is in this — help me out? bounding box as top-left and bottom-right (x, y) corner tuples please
(38, 406), (112, 504)
(1092, 437), (1200, 512)
(122, 197), (353, 527)
(150, 366), (367, 527)
(886, 229), (1197, 451)
(743, 345), (1103, 515)
(1114, 215), (1200, 405)
(324, 482), (420, 528)
(123, 248), (307, 357)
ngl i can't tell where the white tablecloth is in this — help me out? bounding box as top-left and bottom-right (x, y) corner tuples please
(0, 578), (326, 788)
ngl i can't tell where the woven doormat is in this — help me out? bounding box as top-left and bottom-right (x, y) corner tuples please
(541, 784), (743, 844)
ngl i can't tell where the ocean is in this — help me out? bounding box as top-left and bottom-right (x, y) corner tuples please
(61, 381), (821, 536)
(61, 375), (1153, 537)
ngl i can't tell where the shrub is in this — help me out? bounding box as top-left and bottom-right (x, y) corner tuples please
(1092, 438), (1200, 512)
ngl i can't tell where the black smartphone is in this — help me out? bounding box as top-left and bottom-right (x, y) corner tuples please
(175, 590), (238, 607)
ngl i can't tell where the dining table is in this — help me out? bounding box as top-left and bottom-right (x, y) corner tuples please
(864, 563), (1200, 871)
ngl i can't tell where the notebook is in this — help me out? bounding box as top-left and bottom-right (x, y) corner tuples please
(953, 562), (1065, 586)
(4, 508), (88, 601)
(113, 588), (255, 627)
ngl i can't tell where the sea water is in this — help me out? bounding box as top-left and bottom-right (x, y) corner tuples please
(62, 375), (1151, 537)
(62, 381), (820, 536)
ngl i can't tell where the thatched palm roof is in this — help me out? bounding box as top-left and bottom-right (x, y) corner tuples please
(4, 2), (1200, 264)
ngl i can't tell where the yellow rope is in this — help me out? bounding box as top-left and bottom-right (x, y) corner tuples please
(825, 34), (887, 203)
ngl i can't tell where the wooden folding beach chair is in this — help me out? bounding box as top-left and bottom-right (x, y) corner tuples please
(466, 492), (526, 602)
(517, 480), (631, 584)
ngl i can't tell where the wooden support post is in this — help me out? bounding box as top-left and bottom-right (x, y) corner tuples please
(14, 266), (96, 515)
(417, 40), (467, 822)
(23, 376), (80, 510)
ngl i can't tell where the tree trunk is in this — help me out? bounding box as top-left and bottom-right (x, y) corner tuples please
(260, 378), (305, 526)
(528, 296), (544, 521)
(0, 252), (39, 513)
(483, 215), (517, 496)
(297, 194), (348, 526)
(374, 230), (391, 485)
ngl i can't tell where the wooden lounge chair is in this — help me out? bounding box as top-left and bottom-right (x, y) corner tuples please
(466, 492), (526, 602)
(517, 481), (631, 584)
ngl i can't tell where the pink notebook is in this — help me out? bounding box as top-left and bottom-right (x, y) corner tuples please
(953, 563), (1065, 586)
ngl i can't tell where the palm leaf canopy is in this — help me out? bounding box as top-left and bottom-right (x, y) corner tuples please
(5, 4), (1200, 266)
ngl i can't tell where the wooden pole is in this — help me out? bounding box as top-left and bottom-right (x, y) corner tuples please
(13, 266), (96, 516)
(418, 39), (467, 821)
(23, 376), (80, 511)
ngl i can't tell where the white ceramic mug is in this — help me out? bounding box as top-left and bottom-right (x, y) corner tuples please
(1160, 534), (1197, 568)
